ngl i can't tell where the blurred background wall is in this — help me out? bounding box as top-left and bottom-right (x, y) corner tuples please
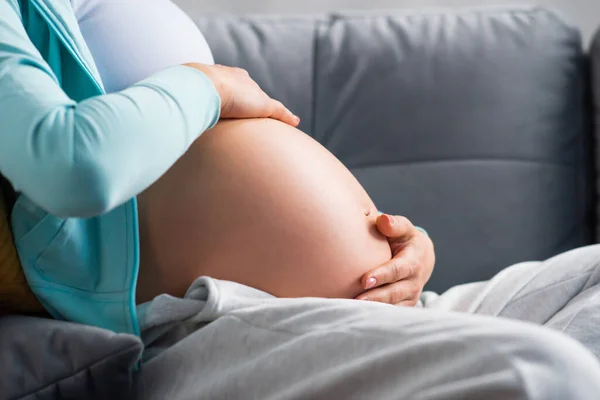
(174, 0), (598, 45)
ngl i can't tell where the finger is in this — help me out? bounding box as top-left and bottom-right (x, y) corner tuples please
(355, 281), (420, 305)
(376, 214), (414, 239)
(361, 257), (415, 289)
(267, 99), (300, 127)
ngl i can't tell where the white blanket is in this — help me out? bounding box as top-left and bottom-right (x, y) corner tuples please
(134, 245), (600, 399)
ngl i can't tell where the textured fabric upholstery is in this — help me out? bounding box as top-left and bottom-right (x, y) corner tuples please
(0, 316), (142, 399)
(591, 29), (600, 241)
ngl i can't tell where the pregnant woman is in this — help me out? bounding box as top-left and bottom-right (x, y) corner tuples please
(2, 0), (600, 399)
(68, 0), (430, 304)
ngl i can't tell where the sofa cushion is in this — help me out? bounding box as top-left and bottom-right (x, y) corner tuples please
(316, 8), (593, 290)
(0, 316), (142, 399)
(195, 7), (593, 291)
(591, 29), (600, 239)
(195, 15), (317, 134)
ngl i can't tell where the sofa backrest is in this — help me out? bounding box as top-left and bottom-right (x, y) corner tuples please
(194, 7), (595, 292)
(592, 30), (600, 245)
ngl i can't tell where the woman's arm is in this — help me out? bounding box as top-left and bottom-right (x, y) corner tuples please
(0, 1), (220, 218)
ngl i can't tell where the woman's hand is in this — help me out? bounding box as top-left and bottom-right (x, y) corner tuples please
(356, 214), (435, 306)
(184, 63), (299, 127)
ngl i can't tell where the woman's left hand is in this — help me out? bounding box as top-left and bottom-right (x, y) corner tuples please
(356, 214), (435, 306)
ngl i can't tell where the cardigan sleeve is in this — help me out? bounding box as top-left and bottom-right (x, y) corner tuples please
(0, 0), (221, 218)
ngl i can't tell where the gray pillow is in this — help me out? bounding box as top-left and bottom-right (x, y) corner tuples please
(0, 316), (143, 399)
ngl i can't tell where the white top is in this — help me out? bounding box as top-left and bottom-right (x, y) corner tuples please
(71, 0), (215, 93)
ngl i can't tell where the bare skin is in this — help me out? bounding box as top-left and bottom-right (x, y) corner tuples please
(136, 118), (392, 303)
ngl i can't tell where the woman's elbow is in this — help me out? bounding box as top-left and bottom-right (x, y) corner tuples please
(22, 109), (130, 217)
(44, 162), (117, 218)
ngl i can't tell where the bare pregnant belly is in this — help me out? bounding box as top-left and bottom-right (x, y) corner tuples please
(136, 118), (392, 303)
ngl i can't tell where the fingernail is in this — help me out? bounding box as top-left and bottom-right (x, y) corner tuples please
(365, 277), (377, 289)
(294, 115), (300, 123)
(385, 214), (395, 225)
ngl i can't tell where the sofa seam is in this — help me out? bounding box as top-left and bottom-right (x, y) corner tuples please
(234, 7), (571, 29)
(348, 157), (581, 171)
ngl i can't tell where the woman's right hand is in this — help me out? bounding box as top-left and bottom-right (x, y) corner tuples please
(184, 63), (300, 127)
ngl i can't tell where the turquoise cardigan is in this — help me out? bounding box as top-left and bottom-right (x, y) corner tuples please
(0, 0), (221, 335)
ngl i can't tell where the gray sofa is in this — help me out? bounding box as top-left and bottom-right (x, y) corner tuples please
(196, 6), (597, 294)
(2, 5), (600, 399)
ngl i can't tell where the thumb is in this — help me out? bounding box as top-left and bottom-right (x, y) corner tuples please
(266, 99), (300, 127)
(376, 214), (414, 239)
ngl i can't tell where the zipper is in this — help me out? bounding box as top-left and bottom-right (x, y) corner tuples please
(27, 0), (143, 346)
